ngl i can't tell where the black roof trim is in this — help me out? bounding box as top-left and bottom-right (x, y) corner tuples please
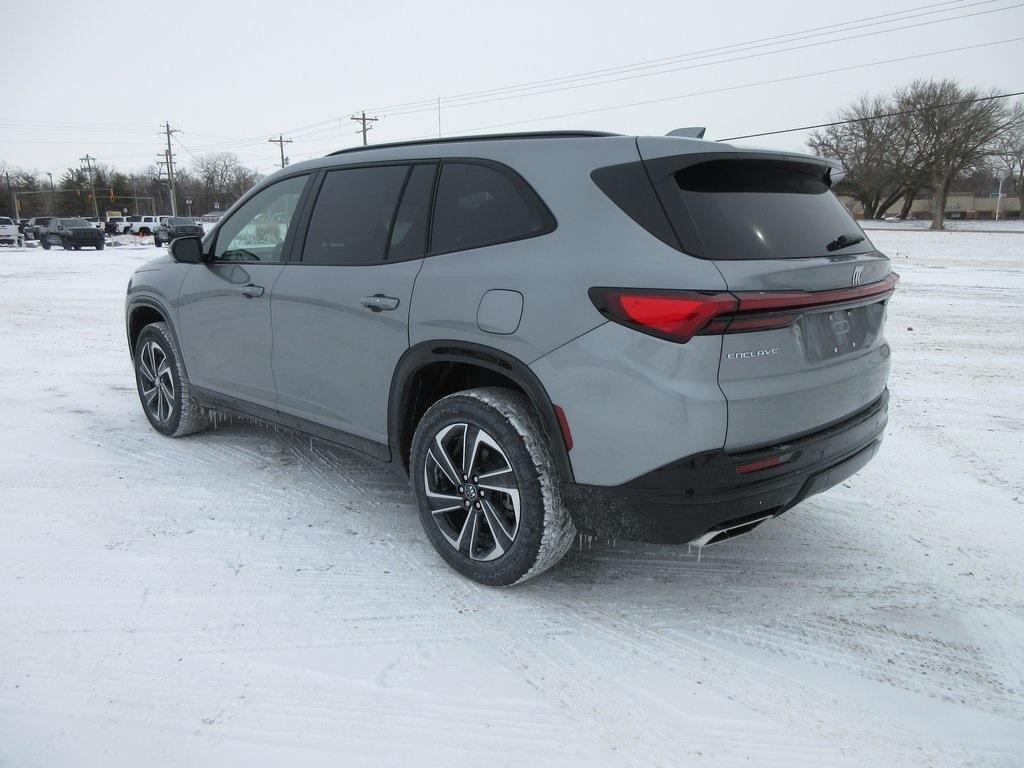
(326, 131), (620, 157)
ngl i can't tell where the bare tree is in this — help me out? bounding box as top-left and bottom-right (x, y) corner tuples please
(895, 80), (1024, 230)
(992, 119), (1024, 197)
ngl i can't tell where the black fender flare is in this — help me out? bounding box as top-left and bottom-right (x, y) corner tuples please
(126, 296), (190, 381)
(388, 340), (575, 483)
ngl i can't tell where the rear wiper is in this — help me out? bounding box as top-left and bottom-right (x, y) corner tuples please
(826, 233), (865, 252)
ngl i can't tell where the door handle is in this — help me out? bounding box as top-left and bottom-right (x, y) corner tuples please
(360, 294), (400, 312)
(240, 283), (265, 299)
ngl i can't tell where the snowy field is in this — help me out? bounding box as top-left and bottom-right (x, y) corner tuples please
(1, 230), (1022, 767)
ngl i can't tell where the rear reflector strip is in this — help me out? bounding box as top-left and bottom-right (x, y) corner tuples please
(590, 273), (898, 343)
(736, 452), (793, 475)
(553, 404), (573, 452)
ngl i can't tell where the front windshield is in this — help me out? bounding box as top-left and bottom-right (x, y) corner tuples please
(168, 217), (194, 226)
(63, 219), (90, 228)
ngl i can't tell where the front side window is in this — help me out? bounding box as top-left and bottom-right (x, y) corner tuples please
(430, 162), (553, 254)
(302, 165), (408, 265)
(214, 175), (308, 263)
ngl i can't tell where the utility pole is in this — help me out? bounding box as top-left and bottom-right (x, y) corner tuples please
(350, 111), (379, 146)
(995, 175), (1005, 221)
(46, 172), (55, 213)
(161, 121), (179, 216)
(268, 133), (293, 168)
(5, 172), (16, 220)
(437, 97), (442, 138)
(80, 154), (100, 219)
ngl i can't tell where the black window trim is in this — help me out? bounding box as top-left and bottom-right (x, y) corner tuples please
(289, 160), (439, 266)
(427, 157), (557, 258)
(207, 171), (315, 265)
(229, 156), (555, 268)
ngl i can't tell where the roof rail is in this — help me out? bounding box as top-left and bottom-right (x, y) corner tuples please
(325, 130), (620, 157)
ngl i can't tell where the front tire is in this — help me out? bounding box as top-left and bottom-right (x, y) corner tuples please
(410, 387), (576, 586)
(96, 242), (104, 250)
(133, 322), (210, 438)
(41, 237), (50, 250)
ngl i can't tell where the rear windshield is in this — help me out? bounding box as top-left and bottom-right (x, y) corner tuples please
(674, 160), (873, 260)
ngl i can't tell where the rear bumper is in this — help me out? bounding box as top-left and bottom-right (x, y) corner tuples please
(565, 390), (888, 544)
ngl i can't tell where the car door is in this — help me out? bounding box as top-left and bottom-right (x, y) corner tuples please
(272, 162), (435, 448)
(176, 174), (311, 409)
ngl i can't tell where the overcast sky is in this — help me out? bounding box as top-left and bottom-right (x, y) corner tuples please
(2, 0), (1021, 176)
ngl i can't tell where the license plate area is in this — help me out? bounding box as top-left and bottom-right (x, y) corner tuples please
(800, 301), (885, 362)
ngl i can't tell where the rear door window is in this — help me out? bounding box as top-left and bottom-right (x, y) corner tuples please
(430, 161), (554, 254)
(674, 159), (873, 260)
(302, 165), (409, 265)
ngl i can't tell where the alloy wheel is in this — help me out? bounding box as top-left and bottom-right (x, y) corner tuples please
(138, 340), (176, 424)
(423, 423), (521, 562)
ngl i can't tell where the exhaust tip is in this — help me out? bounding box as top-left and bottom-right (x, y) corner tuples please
(689, 513), (773, 549)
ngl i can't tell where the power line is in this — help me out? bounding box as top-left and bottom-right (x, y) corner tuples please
(717, 90), (1024, 141)
(378, 1), (1023, 119)
(365, 0), (975, 113)
(420, 36), (1023, 139)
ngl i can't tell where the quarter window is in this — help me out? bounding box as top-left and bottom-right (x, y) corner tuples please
(430, 162), (553, 254)
(387, 164), (436, 261)
(213, 175), (308, 263)
(302, 165), (408, 265)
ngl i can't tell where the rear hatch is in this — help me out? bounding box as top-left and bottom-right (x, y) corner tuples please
(639, 140), (893, 451)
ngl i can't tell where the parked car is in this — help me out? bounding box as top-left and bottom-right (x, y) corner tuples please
(82, 216), (102, 229)
(153, 216), (204, 247)
(124, 215), (160, 235)
(0, 216), (21, 246)
(28, 216), (54, 240)
(125, 130), (895, 585)
(41, 217), (105, 250)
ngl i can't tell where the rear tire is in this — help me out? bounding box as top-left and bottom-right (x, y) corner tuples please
(133, 322), (210, 438)
(410, 387), (576, 586)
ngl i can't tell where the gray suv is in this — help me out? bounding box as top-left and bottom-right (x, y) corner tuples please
(125, 131), (895, 585)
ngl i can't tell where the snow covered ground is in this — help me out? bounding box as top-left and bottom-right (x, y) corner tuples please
(1, 230), (1022, 767)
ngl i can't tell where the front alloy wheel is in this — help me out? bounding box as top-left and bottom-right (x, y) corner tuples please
(138, 339), (176, 424)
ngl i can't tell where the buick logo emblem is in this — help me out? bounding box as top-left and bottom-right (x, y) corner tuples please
(852, 265), (865, 286)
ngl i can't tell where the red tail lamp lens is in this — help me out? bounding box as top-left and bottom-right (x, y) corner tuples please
(590, 289), (737, 343)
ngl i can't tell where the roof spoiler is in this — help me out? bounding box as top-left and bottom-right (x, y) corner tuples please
(666, 127), (706, 139)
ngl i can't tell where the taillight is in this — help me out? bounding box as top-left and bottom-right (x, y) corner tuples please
(588, 288), (737, 343)
(590, 273), (898, 343)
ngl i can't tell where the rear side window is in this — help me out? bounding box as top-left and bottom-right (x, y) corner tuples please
(430, 162), (554, 254)
(387, 164), (436, 261)
(674, 159), (873, 260)
(303, 165), (408, 265)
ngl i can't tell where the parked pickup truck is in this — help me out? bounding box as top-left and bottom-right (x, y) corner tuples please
(123, 215), (162, 235)
(0, 217), (21, 246)
(153, 216), (204, 247)
(41, 217), (105, 250)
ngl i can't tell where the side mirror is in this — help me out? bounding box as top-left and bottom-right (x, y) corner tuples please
(170, 236), (205, 263)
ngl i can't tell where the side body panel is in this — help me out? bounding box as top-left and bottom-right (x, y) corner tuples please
(272, 260), (422, 443)
(176, 263), (285, 408)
